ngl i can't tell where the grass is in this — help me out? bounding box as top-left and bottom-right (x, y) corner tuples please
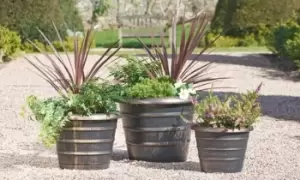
(94, 25), (195, 48)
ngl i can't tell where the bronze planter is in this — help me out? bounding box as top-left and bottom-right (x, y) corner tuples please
(119, 98), (193, 162)
(56, 114), (118, 170)
(193, 126), (251, 173)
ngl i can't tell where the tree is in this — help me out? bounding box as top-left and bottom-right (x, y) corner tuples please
(211, 0), (300, 36)
(0, 0), (66, 41)
(59, 0), (84, 31)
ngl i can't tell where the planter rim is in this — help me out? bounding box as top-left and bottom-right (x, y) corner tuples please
(192, 126), (253, 133)
(69, 113), (119, 121)
(120, 97), (192, 105)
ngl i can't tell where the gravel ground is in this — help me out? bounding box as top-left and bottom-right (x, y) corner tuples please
(0, 53), (300, 180)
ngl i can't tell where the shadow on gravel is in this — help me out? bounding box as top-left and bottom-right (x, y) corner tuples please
(260, 54), (299, 81)
(132, 161), (200, 172)
(0, 152), (58, 169)
(137, 53), (272, 68)
(198, 91), (300, 121)
(112, 149), (129, 161)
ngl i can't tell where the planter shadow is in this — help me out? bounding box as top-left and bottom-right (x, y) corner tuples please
(111, 149), (129, 161)
(132, 161), (200, 172)
(0, 151), (58, 169)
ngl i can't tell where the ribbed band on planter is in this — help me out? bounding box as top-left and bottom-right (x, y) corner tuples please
(57, 114), (118, 170)
(120, 97), (194, 162)
(193, 126), (252, 173)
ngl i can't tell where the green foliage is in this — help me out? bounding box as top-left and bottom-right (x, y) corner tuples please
(59, 0), (84, 31)
(22, 37), (96, 53)
(90, 0), (111, 25)
(211, 0), (300, 37)
(0, 0), (66, 42)
(26, 95), (69, 147)
(109, 56), (160, 86)
(67, 82), (120, 115)
(285, 32), (300, 67)
(0, 26), (21, 61)
(24, 81), (121, 147)
(266, 20), (300, 69)
(125, 79), (176, 99)
(195, 86), (262, 129)
(206, 24), (271, 47)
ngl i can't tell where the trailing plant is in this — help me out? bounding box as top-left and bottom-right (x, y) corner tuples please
(194, 83), (262, 130)
(25, 81), (121, 147)
(26, 95), (69, 147)
(138, 13), (226, 95)
(23, 25), (121, 147)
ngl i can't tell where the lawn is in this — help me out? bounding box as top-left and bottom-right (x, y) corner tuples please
(94, 25), (194, 48)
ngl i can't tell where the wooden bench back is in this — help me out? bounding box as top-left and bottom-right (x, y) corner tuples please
(118, 15), (169, 46)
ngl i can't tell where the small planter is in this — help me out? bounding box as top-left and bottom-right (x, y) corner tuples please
(57, 114), (118, 170)
(119, 98), (193, 162)
(193, 126), (251, 173)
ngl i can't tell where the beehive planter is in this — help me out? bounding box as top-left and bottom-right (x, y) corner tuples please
(56, 114), (118, 170)
(119, 98), (193, 162)
(193, 126), (252, 173)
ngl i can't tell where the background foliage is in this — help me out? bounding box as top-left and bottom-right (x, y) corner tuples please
(0, 26), (21, 61)
(0, 0), (83, 43)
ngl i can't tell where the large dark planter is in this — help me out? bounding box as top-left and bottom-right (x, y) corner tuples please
(193, 126), (251, 173)
(119, 98), (193, 162)
(56, 114), (118, 170)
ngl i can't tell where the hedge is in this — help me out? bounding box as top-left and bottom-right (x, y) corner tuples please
(211, 0), (300, 36)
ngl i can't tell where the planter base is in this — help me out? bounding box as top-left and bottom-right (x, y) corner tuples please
(120, 98), (193, 162)
(194, 127), (250, 173)
(57, 114), (118, 170)
(59, 163), (109, 170)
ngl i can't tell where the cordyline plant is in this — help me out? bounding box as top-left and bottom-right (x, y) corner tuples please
(138, 13), (226, 91)
(26, 25), (120, 98)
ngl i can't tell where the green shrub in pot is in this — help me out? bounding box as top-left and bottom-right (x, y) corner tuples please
(114, 13), (226, 162)
(21, 26), (122, 170)
(193, 83), (262, 173)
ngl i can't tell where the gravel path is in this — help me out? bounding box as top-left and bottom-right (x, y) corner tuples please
(0, 53), (300, 180)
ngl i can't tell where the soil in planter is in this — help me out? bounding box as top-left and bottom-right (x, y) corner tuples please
(120, 99), (193, 162)
(194, 127), (250, 173)
(57, 116), (117, 170)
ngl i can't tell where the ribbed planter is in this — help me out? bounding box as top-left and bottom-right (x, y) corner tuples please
(56, 114), (118, 170)
(193, 126), (251, 173)
(119, 98), (193, 162)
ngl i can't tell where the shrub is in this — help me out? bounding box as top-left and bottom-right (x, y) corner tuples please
(205, 32), (261, 47)
(266, 20), (300, 69)
(195, 83), (262, 129)
(0, 0), (66, 42)
(285, 32), (300, 67)
(0, 26), (21, 61)
(125, 79), (176, 99)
